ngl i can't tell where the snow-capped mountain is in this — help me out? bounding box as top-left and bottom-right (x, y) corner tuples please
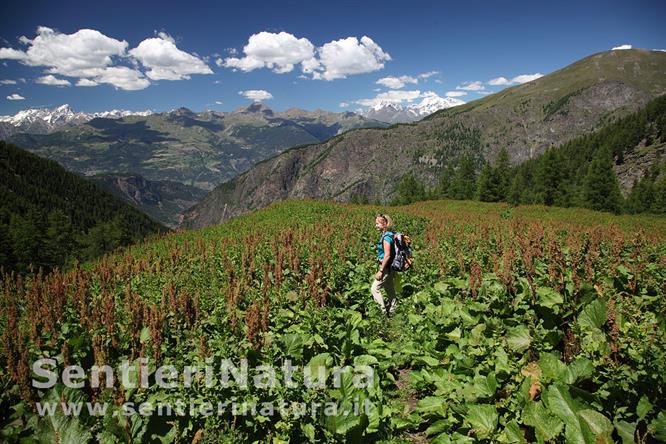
(0, 104), (152, 138)
(358, 93), (465, 124)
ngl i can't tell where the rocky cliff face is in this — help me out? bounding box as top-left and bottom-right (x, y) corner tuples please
(91, 174), (208, 228)
(181, 49), (666, 229)
(614, 142), (666, 194)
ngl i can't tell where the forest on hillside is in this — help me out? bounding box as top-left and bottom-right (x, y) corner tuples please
(388, 95), (666, 215)
(0, 141), (167, 275)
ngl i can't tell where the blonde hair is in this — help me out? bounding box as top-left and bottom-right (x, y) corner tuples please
(376, 213), (393, 229)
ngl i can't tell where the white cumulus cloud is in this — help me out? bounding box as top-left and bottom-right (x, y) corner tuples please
(512, 73), (543, 84)
(0, 27), (209, 91)
(0, 79), (17, 84)
(239, 89), (273, 101)
(36, 74), (71, 86)
(76, 78), (98, 87)
(7, 93), (25, 100)
(445, 91), (467, 97)
(129, 33), (212, 80)
(312, 36), (390, 80)
(487, 73), (544, 86)
(223, 32), (390, 81)
(339, 102), (349, 108)
(488, 76), (511, 86)
(612, 44), (632, 50)
(223, 31), (315, 74)
(0, 48), (27, 60)
(456, 81), (485, 91)
(0, 26), (128, 78)
(418, 70), (439, 79)
(376, 75), (418, 89)
(86, 66), (150, 91)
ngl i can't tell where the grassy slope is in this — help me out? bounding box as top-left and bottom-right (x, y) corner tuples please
(3, 199), (665, 442)
(428, 48), (666, 119)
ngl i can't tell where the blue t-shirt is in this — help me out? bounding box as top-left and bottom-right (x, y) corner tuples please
(377, 230), (394, 260)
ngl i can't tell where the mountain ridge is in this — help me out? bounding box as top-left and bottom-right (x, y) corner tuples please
(181, 49), (666, 229)
(0, 104), (153, 138)
(5, 105), (388, 226)
(358, 92), (465, 123)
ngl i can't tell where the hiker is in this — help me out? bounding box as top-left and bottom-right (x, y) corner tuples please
(371, 213), (398, 315)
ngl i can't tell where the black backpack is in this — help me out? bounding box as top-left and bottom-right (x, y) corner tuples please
(388, 232), (414, 272)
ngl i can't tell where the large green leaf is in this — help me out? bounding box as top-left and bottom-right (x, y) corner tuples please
(35, 386), (94, 444)
(578, 298), (607, 331)
(426, 419), (452, 436)
(365, 400), (381, 433)
(523, 400), (564, 443)
(543, 385), (614, 444)
(447, 327), (462, 341)
(465, 404), (498, 438)
(323, 406), (363, 436)
(353, 354), (379, 367)
(564, 358), (594, 384)
(636, 395), (653, 420)
(305, 352), (333, 382)
(539, 352), (567, 383)
(416, 396), (448, 415)
(536, 286), (564, 310)
(614, 420), (636, 444)
(281, 333), (305, 360)
(651, 411), (666, 441)
(578, 409), (614, 444)
(473, 372), (498, 399)
(416, 355), (441, 367)
(345, 309), (364, 330)
(337, 367), (356, 405)
(496, 420), (526, 443)
(506, 325), (532, 353)
(543, 384), (587, 444)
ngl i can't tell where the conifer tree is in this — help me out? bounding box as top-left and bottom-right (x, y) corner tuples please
(534, 149), (567, 206)
(438, 163), (455, 198)
(495, 148), (511, 201)
(652, 175), (666, 214)
(508, 171), (527, 205)
(582, 148), (623, 213)
(625, 176), (654, 214)
(450, 154), (477, 200)
(44, 208), (76, 269)
(476, 162), (501, 202)
(392, 174), (426, 205)
(8, 209), (47, 272)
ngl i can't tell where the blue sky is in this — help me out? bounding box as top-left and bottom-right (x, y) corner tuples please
(1, 0), (665, 114)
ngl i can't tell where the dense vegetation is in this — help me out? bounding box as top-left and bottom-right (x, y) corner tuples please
(394, 95), (666, 214)
(0, 141), (167, 275)
(1, 200), (664, 443)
